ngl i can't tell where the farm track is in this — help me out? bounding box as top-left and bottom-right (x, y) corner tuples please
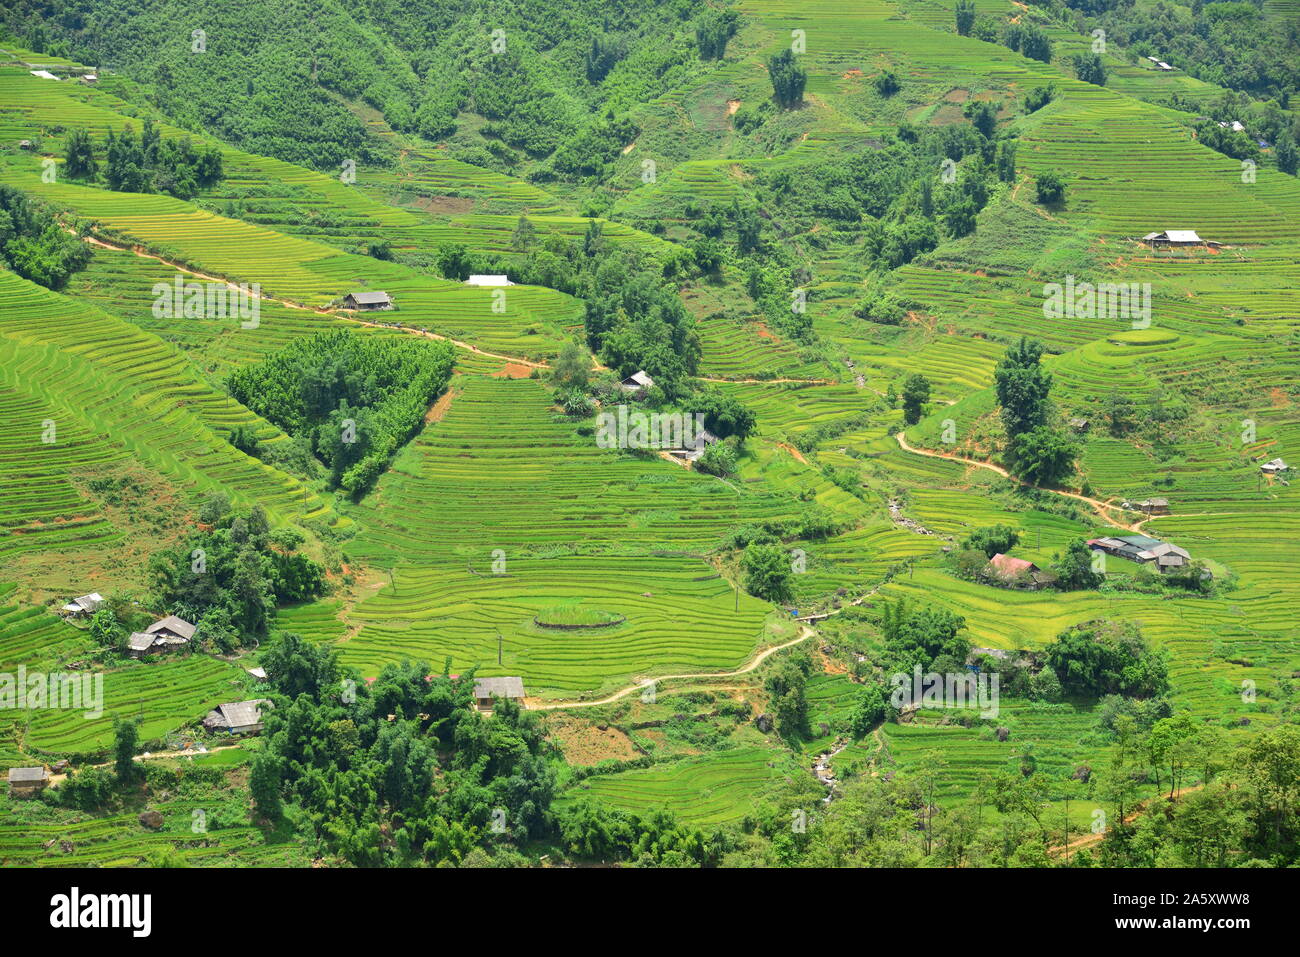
(1052, 784), (1205, 858)
(895, 431), (1142, 532)
(78, 234), (833, 386)
(527, 625), (819, 711)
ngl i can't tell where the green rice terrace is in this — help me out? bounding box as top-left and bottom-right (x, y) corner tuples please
(0, 0), (1296, 874)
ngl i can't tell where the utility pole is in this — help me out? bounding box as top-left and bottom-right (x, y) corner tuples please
(497, 632), (503, 666)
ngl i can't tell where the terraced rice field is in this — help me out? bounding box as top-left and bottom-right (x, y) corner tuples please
(558, 747), (783, 824)
(343, 556), (772, 694)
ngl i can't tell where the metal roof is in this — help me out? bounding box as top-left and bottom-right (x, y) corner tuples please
(8, 767), (48, 782)
(146, 615), (196, 640)
(347, 290), (392, 304)
(473, 676), (525, 699)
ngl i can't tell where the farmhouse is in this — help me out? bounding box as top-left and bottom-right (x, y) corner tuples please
(80, 74), (98, 84)
(1138, 497), (1170, 516)
(61, 592), (105, 617)
(671, 428), (720, 463)
(203, 699), (269, 734)
(1141, 230), (1222, 249)
(984, 553), (1052, 590)
(128, 614), (196, 657)
(472, 676), (525, 711)
(342, 290), (393, 311)
(1088, 535), (1192, 574)
(7, 766), (49, 798)
(1068, 417), (1090, 433)
(619, 370), (655, 397)
(1260, 457), (1288, 474)
(464, 274), (513, 286)
(1157, 61), (1173, 71)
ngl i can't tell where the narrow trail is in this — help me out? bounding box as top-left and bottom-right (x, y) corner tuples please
(895, 431), (1141, 532)
(530, 583), (885, 712)
(79, 232), (832, 385)
(527, 625), (819, 711)
(46, 743), (244, 786)
(82, 233), (549, 369)
(1052, 784), (1205, 858)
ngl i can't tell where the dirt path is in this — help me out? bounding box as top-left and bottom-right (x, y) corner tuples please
(895, 431), (1140, 532)
(1053, 784), (1205, 858)
(46, 743), (245, 786)
(527, 625), (819, 711)
(80, 233), (838, 386)
(81, 233), (550, 368)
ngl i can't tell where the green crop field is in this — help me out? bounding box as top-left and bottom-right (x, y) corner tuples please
(0, 0), (1297, 877)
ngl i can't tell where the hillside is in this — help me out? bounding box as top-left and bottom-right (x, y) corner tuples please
(0, 0), (1297, 874)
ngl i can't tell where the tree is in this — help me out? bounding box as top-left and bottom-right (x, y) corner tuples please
(1275, 131), (1298, 176)
(1043, 619), (1168, 698)
(695, 440), (737, 477)
(1024, 85), (1054, 114)
(963, 524), (1021, 558)
(742, 543), (794, 602)
(848, 685), (887, 737)
(900, 373), (931, 425)
(114, 717), (141, 783)
(1011, 425), (1077, 486)
(967, 101), (997, 139)
(765, 656), (810, 739)
(697, 8), (740, 60)
(1103, 389), (1137, 437)
(767, 50), (807, 109)
(88, 607), (126, 653)
(64, 128), (97, 179)
(511, 215), (536, 252)
(955, 0), (976, 36)
(250, 751), (284, 820)
(436, 242), (472, 280)
(994, 337), (1052, 438)
(551, 341), (590, 391)
(1074, 52), (1107, 86)
(874, 71), (900, 96)
(1052, 538), (1104, 590)
(1035, 170), (1065, 204)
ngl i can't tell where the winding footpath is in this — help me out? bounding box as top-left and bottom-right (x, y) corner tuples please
(895, 431), (1142, 533)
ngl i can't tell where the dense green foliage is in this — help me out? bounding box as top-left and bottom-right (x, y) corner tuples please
(0, 185), (92, 289)
(147, 500), (325, 643)
(227, 329), (454, 497)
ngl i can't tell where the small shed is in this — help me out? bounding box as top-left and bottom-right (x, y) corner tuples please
(1068, 417), (1090, 433)
(1261, 457), (1288, 474)
(203, 699), (269, 735)
(29, 70), (60, 81)
(61, 592), (105, 616)
(246, 666), (268, 682)
(17, 139), (32, 150)
(7, 766), (49, 798)
(126, 632), (156, 657)
(464, 274), (513, 287)
(342, 291), (393, 311)
(1142, 230), (1221, 249)
(984, 553), (1051, 590)
(1138, 497), (1170, 515)
(146, 615), (195, 644)
(472, 676), (525, 711)
(80, 74), (98, 84)
(619, 370), (655, 396)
